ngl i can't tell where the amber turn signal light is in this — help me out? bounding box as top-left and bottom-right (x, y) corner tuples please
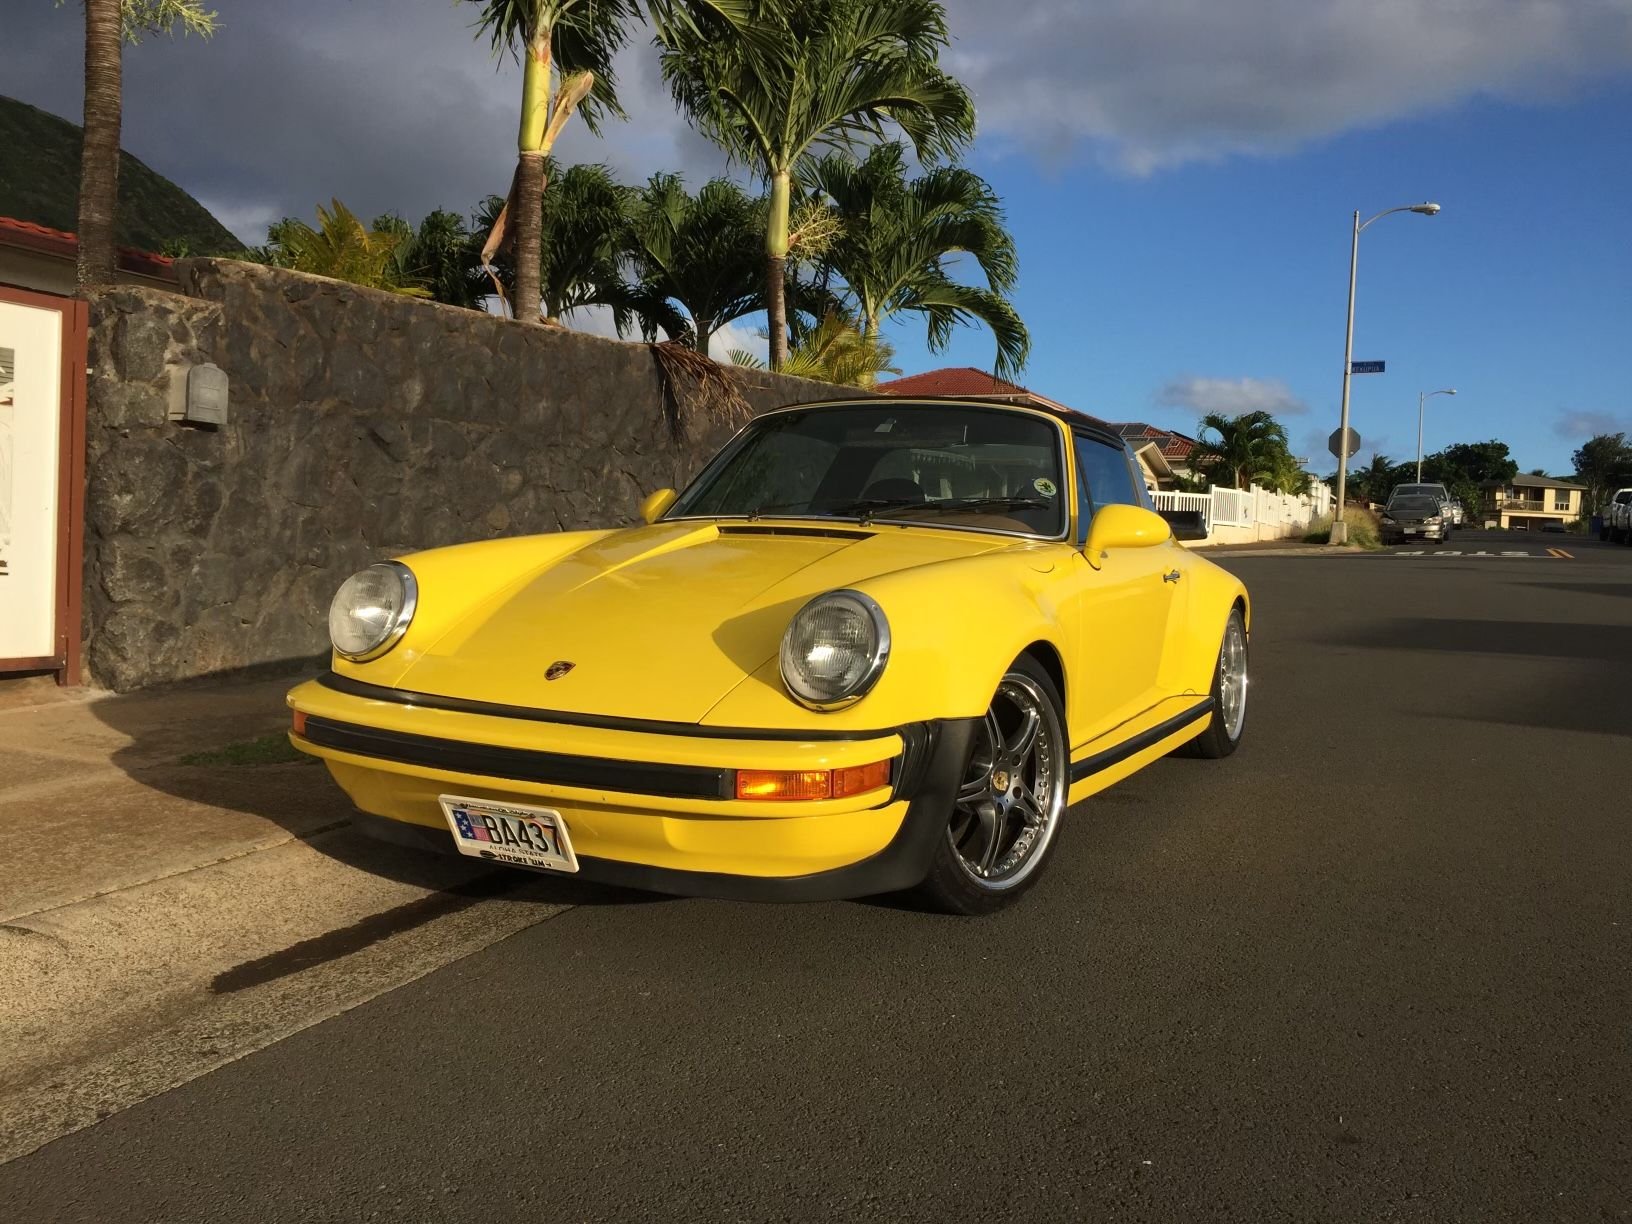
(832, 759), (892, 798)
(291, 710), (308, 737)
(734, 760), (892, 801)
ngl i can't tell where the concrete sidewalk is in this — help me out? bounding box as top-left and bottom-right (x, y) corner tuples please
(0, 668), (343, 924)
(0, 667), (576, 1164)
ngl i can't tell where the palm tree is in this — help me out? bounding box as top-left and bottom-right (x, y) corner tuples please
(398, 209), (487, 309)
(627, 173), (765, 356)
(255, 201), (430, 296)
(474, 164), (686, 337)
(1193, 410), (1291, 490)
(1262, 448), (1313, 496)
(730, 311), (899, 386)
(808, 142), (1028, 378)
(1349, 452), (1396, 503)
(465, 0), (751, 323)
(662, 0), (975, 370)
(75, 0), (217, 290)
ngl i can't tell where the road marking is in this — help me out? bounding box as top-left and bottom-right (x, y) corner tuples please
(1390, 550), (1560, 558)
(1547, 547), (1574, 558)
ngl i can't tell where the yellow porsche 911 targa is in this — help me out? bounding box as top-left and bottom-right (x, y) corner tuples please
(288, 398), (1249, 913)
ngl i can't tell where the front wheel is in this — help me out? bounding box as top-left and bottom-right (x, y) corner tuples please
(914, 657), (1069, 916)
(1182, 607), (1248, 759)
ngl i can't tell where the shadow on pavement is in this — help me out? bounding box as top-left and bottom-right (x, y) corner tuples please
(1318, 618), (1627, 662)
(1514, 582), (1632, 600)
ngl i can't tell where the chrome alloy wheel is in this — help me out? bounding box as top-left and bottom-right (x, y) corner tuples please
(1219, 615), (1248, 742)
(947, 674), (1067, 889)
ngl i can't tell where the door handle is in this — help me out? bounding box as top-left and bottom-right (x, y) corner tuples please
(1162, 569), (1182, 583)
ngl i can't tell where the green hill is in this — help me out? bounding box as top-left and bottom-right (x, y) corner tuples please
(0, 95), (241, 255)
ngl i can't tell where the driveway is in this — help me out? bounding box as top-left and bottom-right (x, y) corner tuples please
(4, 543), (1630, 1222)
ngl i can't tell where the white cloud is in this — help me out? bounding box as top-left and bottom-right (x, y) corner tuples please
(193, 198), (283, 247)
(557, 307), (768, 368)
(558, 304), (627, 340)
(1157, 375), (1309, 417)
(710, 318), (769, 366)
(944, 0), (1632, 173)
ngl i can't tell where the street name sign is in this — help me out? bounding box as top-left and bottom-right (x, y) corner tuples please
(1328, 427), (1362, 459)
(1350, 360), (1386, 374)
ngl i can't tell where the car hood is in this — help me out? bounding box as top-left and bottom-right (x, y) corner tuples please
(393, 521), (1024, 723)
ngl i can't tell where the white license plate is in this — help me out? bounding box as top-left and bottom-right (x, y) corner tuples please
(1405, 527), (1421, 534)
(439, 795), (579, 873)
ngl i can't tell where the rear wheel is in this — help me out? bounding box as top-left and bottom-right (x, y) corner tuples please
(914, 657), (1068, 916)
(1182, 608), (1248, 760)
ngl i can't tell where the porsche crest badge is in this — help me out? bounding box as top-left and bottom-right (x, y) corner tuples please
(545, 661), (575, 681)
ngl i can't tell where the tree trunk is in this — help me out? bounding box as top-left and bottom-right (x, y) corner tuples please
(510, 22), (552, 324)
(77, 0), (122, 291)
(694, 318), (714, 359)
(765, 169), (792, 371)
(514, 153), (546, 322)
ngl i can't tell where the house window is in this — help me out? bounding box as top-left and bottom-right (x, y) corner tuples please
(1554, 496), (1571, 511)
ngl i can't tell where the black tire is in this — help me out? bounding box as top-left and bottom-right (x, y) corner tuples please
(1183, 607), (1248, 760)
(913, 656), (1068, 916)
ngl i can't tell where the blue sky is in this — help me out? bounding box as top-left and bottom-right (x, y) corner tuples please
(922, 82), (1632, 477)
(7, 0), (1631, 476)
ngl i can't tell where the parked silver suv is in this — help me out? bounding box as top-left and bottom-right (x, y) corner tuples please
(1602, 488), (1632, 544)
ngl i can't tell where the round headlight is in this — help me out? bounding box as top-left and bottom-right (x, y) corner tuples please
(329, 562), (417, 661)
(779, 590), (890, 709)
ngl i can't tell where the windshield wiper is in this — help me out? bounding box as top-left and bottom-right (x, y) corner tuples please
(919, 495), (1053, 513)
(820, 497), (926, 525)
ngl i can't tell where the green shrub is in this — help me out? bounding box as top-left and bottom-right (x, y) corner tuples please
(1304, 506), (1381, 549)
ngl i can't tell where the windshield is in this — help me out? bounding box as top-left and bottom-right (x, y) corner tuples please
(1389, 497), (1441, 515)
(1391, 485), (1446, 500)
(668, 404), (1069, 538)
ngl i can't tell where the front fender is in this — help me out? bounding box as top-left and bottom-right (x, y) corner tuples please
(1173, 553), (1250, 692)
(703, 548), (1071, 731)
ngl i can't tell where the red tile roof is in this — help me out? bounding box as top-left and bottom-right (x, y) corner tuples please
(1114, 420), (1197, 461)
(877, 367), (1034, 399)
(876, 366), (1112, 428)
(0, 215), (178, 281)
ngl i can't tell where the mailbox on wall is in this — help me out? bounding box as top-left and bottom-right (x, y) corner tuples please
(167, 362), (228, 426)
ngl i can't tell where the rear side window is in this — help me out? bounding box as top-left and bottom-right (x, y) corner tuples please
(1073, 434), (1141, 543)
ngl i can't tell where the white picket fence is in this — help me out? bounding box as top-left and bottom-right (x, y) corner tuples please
(1155, 482), (1333, 546)
(1152, 490), (1214, 532)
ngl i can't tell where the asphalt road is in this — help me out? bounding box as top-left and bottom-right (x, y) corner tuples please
(7, 535), (1631, 1222)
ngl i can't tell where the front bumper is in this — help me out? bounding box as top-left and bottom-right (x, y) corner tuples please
(1382, 524), (1446, 543)
(287, 675), (974, 901)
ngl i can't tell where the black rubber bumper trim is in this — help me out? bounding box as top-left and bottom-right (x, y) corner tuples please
(316, 671), (905, 743)
(1069, 698), (1214, 783)
(347, 717), (979, 903)
(301, 716), (734, 800)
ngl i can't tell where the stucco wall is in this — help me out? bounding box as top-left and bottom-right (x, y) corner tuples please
(82, 260), (850, 691)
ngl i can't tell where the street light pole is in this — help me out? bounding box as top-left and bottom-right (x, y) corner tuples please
(1332, 212), (1361, 544)
(1329, 201), (1441, 546)
(1416, 387), (1457, 482)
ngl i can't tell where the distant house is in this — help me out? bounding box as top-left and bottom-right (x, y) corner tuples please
(1482, 474), (1586, 530)
(0, 215), (178, 296)
(1111, 422), (1201, 490)
(875, 368), (1173, 491)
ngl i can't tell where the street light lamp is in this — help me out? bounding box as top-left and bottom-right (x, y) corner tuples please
(1330, 201), (1442, 544)
(1416, 388), (1457, 481)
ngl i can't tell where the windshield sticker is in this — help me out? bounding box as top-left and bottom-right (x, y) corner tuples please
(1033, 477), (1057, 497)
(874, 419), (895, 433)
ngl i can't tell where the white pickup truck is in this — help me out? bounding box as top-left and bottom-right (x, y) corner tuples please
(1602, 488), (1632, 544)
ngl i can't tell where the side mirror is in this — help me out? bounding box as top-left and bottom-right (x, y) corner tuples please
(1157, 508), (1208, 541)
(638, 488), (678, 524)
(1084, 504), (1173, 555)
